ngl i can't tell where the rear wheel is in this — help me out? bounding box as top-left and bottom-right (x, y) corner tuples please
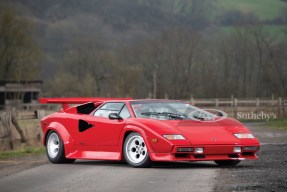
(123, 132), (151, 168)
(214, 160), (241, 167)
(46, 131), (75, 164)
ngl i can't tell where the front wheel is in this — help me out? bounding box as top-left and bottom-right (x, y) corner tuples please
(214, 160), (241, 167)
(123, 132), (152, 168)
(46, 131), (75, 164)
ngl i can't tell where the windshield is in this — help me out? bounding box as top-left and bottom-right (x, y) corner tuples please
(130, 101), (216, 120)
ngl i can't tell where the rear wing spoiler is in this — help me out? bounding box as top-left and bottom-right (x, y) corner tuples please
(38, 97), (132, 110)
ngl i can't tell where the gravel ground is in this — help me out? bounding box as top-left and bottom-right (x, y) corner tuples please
(213, 144), (287, 192)
(213, 122), (287, 192)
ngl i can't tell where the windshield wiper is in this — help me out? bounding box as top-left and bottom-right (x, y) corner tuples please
(192, 115), (205, 121)
(141, 112), (186, 120)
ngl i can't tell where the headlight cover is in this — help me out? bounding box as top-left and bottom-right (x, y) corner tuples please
(163, 134), (185, 140)
(234, 133), (254, 139)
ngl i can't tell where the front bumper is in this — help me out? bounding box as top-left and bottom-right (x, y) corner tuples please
(149, 144), (260, 162)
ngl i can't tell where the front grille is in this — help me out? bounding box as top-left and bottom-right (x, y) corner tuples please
(177, 147), (194, 152)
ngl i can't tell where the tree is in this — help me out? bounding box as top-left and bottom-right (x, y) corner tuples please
(218, 9), (259, 26)
(214, 26), (286, 97)
(48, 37), (111, 97)
(0, 5), (42, 81)
(137, 27), (205, 99)
(109, 48), (143, 98)
(187, 0), (213, 30)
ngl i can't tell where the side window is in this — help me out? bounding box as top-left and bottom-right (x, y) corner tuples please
(94, 103), (124, 118)
(119, 105), (131, 119)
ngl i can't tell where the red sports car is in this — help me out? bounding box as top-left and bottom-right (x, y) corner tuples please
(39, 98), (260, 168)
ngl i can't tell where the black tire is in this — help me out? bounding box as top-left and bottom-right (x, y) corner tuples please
(123, 132), (152, 168)
(214, 160), (241, 167)
(46, 131), (76, 164)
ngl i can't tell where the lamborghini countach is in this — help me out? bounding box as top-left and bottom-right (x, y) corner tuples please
(39, 98), (260, 168)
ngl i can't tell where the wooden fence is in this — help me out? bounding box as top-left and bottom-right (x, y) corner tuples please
(10, 97), (287, 120)
(0, 110), (46, 151)
(188, 97), (286, 119)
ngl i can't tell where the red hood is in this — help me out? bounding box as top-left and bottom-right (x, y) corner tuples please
(163, 118), (254, 145)
(131, 117), (259, 145)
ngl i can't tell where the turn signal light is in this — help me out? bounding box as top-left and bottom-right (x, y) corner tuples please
(195, 148), (204, 154)
(233, 147), (242, 153)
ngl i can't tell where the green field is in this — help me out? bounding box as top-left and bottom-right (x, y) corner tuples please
(168, 0), (287, 19)
(214, 0), (287, 41)
(170, 0), (287, 39)
(216, 0), (287, 19)
(138, 0), (287, 20)
(218, 25), (287, 41)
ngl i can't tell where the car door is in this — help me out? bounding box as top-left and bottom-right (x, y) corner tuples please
(77, 102), (131, 146)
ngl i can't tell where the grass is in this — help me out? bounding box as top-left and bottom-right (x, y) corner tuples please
(239, 118), (287, 129)
(238, 118), (267, 123)
(0, 147), (46, 159)
(266, 119), (287, 130)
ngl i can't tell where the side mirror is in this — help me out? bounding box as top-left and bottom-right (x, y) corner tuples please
(109, 113), (122, 120)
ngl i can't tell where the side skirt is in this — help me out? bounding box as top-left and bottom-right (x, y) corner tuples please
(66, 145), (122, 160)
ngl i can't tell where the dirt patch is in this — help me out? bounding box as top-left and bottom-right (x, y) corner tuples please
(0, 154), (48, 178)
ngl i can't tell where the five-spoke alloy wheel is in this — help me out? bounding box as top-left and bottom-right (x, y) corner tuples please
(47, 132), (60, 159)
(124, 132), (151, 167)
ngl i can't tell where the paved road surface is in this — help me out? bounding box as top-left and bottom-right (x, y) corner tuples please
(0, 161), (218, 192)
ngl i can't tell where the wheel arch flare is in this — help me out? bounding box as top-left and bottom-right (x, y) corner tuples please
(44, 122), (75, 157)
